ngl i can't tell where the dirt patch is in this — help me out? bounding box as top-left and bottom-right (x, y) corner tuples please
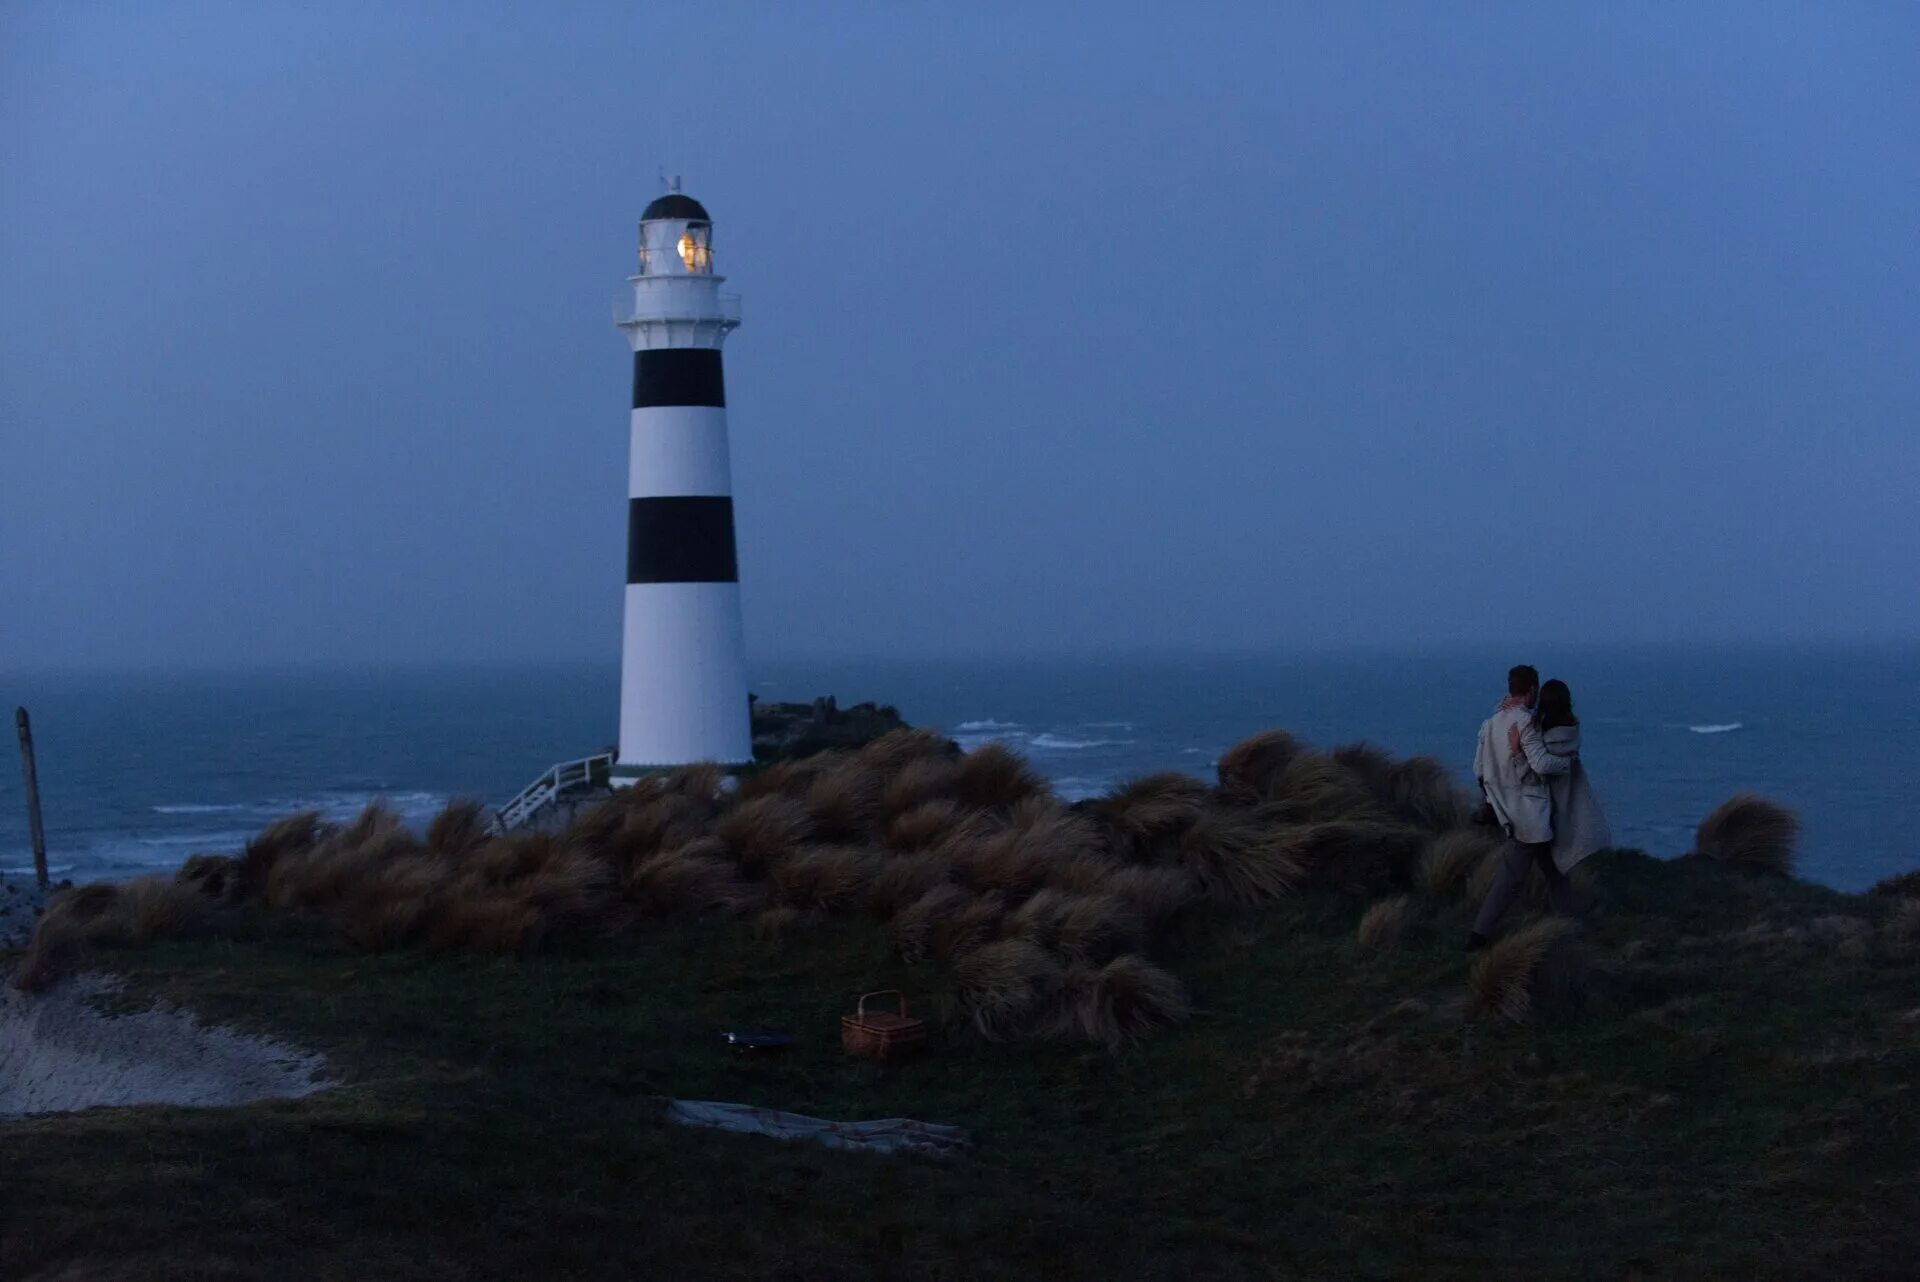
(1, 974), (330, 1117)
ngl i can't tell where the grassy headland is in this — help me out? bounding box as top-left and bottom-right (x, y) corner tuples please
(3, 731), (1918, 1279)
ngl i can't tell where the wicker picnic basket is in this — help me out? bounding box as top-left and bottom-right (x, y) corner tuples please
(841, 990), (926, 1061)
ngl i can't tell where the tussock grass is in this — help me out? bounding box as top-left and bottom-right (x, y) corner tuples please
(882, 798), (971, 852)
(952, 743), (1049, 810)
(1382, 756), (1471, 832)
(768, 845), (880, 911)
(1178, 811), (1303, 904)
(880, 755), (961, 817)
(1272, 820), (1425, 896)
(1001, 887), (1143, 963)
(949, 799), (1102, 893)
(1470, 917), (1583, 1023)
(1357, 896), (1417, 950)
(714, 795), (816, 870)
(14, 876), (213, 990)
(1091, 772), (1209, 863)
(1252, 754), (1382, 824)
(235, 809), (328, 900)
(863, 852), (953, 918)
(178, 853), (239, 902)
(804, 754), (884, 842)
(426, 799), (494, 859)
(858, 727), (956, 778)
(1101, 865), (1198, 933)
(951, 938), (1062, 1040)
(5, 724), (1645, 1052)
(1696, 794), (1800, 874)
(625, 844), (757, 917)
(1420, 830), (1499, 897)
(1215, 729), (1307, 804)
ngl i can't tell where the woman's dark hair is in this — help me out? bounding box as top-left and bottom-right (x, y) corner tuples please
(1535, 679), (1578, 731)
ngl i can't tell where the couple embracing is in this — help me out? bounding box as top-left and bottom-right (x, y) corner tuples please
(1468, 664), (1611, 950)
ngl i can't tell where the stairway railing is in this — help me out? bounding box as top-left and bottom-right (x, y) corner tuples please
(493, 752), (615, 832)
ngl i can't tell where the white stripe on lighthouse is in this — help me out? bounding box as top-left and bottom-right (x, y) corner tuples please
(627, 405), (735, 498)
(618, 582), (751, 767)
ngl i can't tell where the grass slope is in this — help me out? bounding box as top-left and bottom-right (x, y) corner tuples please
(4, 850), (1918, 1280)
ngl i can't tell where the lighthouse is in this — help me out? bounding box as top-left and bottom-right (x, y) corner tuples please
(610, 184), (752, 783)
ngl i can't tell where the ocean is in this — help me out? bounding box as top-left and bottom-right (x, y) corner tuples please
(2, 646), (1913, 893)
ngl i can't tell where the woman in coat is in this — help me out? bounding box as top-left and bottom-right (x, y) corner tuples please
(1512, 679), (1612, 874)
(1470, 679), (1612, 945)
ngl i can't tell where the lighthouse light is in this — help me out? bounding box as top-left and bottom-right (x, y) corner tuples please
(674, 228), (712, 274)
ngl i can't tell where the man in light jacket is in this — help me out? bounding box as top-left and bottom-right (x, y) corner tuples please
(1469, 664), (1576, 948)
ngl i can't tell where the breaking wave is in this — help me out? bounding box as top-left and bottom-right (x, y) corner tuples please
(1688, 723), (1743, 735)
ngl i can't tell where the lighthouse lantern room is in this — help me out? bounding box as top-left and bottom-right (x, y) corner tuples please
(611, 182), (752, 782)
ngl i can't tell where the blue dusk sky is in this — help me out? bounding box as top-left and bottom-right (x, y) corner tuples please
(2, 3), (1916, 668)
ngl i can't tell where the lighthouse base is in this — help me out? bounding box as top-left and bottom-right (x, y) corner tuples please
(616, 581), (752, 773)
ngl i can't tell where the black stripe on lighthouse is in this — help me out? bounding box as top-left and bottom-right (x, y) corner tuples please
(633, 349), (726, 408)
(627, 496), (739, 583)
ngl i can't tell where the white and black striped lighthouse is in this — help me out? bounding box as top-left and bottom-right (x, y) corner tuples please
(610, 184), (752, 783)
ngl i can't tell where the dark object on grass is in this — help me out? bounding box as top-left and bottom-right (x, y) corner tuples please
(721, 1030), (795, 1057)
(842, 990), (926, 1061)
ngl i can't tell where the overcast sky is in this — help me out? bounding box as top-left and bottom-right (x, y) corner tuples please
(2, 3), (1915, 670)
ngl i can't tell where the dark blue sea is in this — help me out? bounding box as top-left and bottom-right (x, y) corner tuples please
(3, 646), (1914, 893)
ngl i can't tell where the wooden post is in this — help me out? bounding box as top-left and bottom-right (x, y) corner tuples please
(15, 707), (49, 889)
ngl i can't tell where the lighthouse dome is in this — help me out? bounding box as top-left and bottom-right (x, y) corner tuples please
(641, 193), (711, 222)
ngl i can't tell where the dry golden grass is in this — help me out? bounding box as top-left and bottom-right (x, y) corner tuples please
(178, 853), (239, 902)
(12, 876), (215, 990)
(426, 799), (494, 858)
(1101, 865), (1198, 933)
(1419, 830), (1500, 897)
(734, 757), (826, 803)
(1357, 896), (1417, 950)
(1252, 754), (1382, 824)
(880, 755), (961, 817)
(1382, 756), (1470, 832)
(1696, 794), (1800, 874)
(1050, 955), (1193, 1049)
(1272, 820), (1425, 896)
(660, 763), (729, 814)
(951, 938), (1062, 1040)
(949, 799), (1102, 892)
(116, 874), (213, 943)
(235, 809), (329, 900)
(1092, 772), (1209, 862)
(1044, 851), (1123, 895)
(713, 795), (815, 870)
(889, 883), (971, 963)
(1470, 917), (1582, 1023)
(624, 843), (757, 917)
(804, 754), (885, 843)
(1215, 729), (1307, 805)
(858, 727), (955, 777)
(952, 743), (1049, 810)
(752, 903), (801, 944)
(767, 845), (880, 911)
(864, 852), (954, 917)
(883, 798), (972, 852)
(1177, 810), (1303, 904)
(337, 855), (445, 951)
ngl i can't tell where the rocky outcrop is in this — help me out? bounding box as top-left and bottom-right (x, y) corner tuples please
(750, 696), (914, 762)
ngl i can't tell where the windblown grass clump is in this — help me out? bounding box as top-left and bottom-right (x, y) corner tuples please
(9, 720), (1605, 1050)
(1696, 794), (1800, 874)
(1357, 895), (1417, 950)
(1469, 917), (1585, 1023)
